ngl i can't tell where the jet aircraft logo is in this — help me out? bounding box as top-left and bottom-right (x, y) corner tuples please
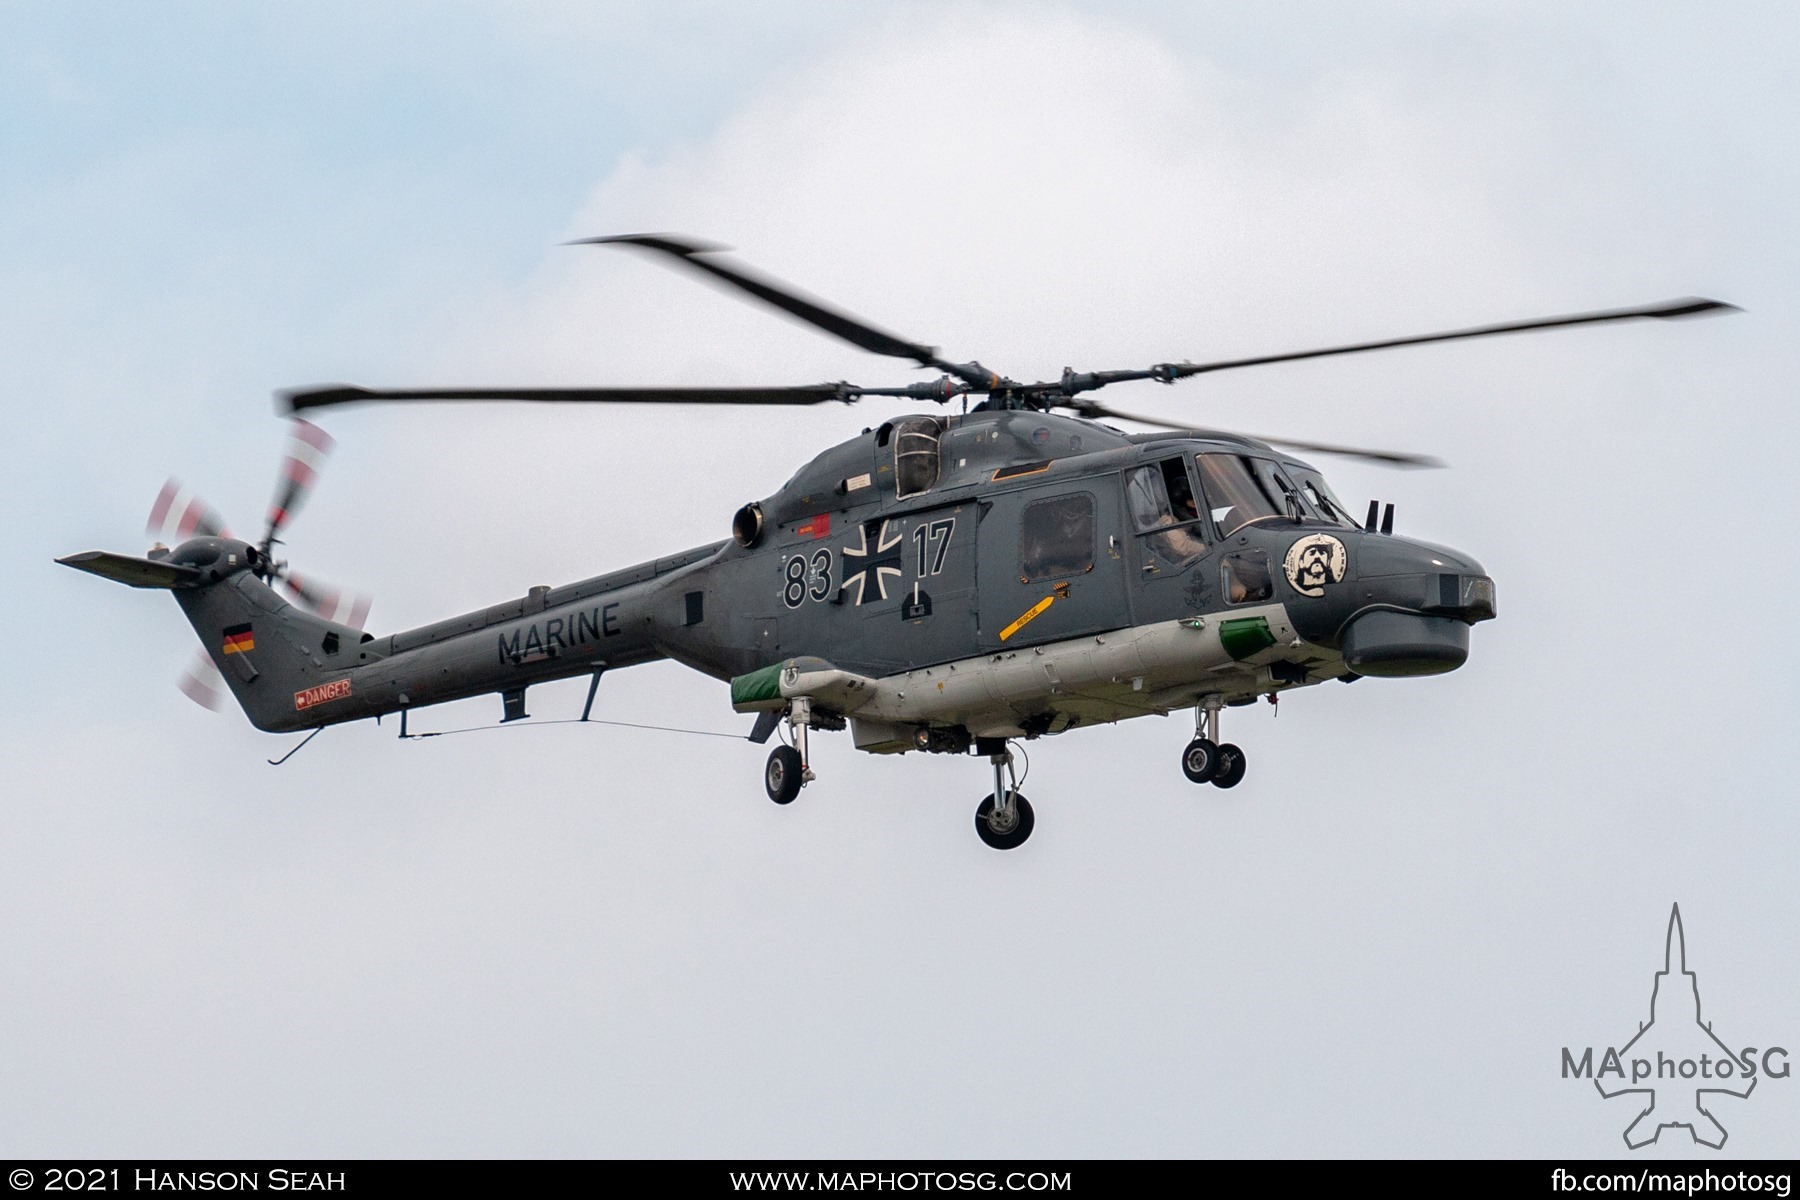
(1562, 905), (1789, 1149)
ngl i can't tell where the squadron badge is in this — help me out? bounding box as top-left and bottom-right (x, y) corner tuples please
(1283, 534), (1347, 598)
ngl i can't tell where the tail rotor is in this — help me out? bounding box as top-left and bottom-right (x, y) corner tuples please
(261, 418), (333, 557)
(177, 650), (227, 712)
(282, 571), (372, 631)
(147, 479), (232, 544)
(148, 418), (372, 711)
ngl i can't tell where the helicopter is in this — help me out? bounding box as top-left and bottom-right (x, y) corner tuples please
(58, 235), (1735, 848)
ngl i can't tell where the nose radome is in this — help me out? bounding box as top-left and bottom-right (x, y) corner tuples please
(1337, 533), (1495, 678)
(1354, 534), (1483, 580)
(1341, 612), (1470, 677)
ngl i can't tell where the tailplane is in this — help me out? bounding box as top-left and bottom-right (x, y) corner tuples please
(57, 550), (206, 590)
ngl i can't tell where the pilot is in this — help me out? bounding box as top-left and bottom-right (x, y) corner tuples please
(1128, 466), (1206, 567)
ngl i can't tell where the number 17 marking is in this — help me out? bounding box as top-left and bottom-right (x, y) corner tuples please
(911, 518), (956, 577)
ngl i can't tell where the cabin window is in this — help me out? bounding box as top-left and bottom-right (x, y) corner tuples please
(893, 416), (942, 499)
(1195, 453), (1284, 538)
(1019, 492), (1095, 582)
(1125, 462), (1206, 568)
(1221, 550), (1273, 604)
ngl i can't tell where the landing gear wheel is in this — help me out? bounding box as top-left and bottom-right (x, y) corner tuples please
(1211, 743), (1247, 789)
(1181, 737), (1220, 784)
(975, 792), (1035, 850)
(764, 744), (804, 805)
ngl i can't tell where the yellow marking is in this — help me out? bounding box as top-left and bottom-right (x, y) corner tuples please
(999, 596), (1055, 642)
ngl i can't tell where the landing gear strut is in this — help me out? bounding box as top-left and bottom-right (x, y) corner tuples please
(974, 741), (1034, 850)
(1183, 697), (1247, 789)
(764, 698), (817, 805)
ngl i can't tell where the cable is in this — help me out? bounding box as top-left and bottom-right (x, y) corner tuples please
(1007, 739), (1031, 792)
(400, 716), (747, 742)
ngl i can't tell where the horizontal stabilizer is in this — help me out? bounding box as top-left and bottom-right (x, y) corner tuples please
(57, 551), (206, 590)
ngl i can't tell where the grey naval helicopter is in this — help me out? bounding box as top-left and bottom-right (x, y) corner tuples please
(59, 235), (1735, 848)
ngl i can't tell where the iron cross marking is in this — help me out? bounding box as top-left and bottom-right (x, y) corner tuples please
(839, 518), (905, 606)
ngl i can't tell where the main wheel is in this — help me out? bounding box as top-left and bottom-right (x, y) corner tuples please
(975, 792), (1035, 850)
(1212, 743), (1247, 789)
(1181, 737), (1220, 784)
(764, 744), (804, 805)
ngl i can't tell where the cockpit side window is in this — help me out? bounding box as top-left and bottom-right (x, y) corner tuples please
(1194, 453), (1283, 538)
(1126, 460), (1206, 568)
(1222, 550), (1273, 604)
(1125, 464), (1174, 529)
(893, 416), (942, 499)
(1161, 458), (1200, 525)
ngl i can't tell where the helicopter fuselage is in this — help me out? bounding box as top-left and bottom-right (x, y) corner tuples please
(162, 408), (1494, 752)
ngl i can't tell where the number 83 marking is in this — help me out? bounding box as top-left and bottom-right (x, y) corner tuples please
(782, 548), (833, 609)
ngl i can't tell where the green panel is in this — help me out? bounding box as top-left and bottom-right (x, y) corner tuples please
(1219, 616), (1276, 661)
(730, 663), (786, 708)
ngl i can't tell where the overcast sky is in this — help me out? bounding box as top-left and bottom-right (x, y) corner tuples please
(3, 2), (1796, 1158)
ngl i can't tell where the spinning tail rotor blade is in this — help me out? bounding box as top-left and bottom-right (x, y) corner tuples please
(178, 650), (226, 712)
(284, 572), (372, 630)
(265, 418), (334, 541)
(147, 479), (231, 542)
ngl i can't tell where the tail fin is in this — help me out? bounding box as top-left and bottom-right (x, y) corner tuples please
(60, 546), (364, 733)
(173, 570), (368, 733)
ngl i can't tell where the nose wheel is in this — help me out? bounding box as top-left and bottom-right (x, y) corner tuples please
(1185, 698), (1248, 789)
(976, 791), (1034, 850)
(1181, 737), (1220, 783)
(1211, 742), (1246, 789)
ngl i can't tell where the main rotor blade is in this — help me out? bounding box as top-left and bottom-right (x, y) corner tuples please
(1158, 297), (1738, 382)
(573, 234), (996, 385)
(1077, 401), (1444, 469)
(281, 383), (859, 413)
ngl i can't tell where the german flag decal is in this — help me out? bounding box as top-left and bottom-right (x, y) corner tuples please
(221, 623), (255, 655)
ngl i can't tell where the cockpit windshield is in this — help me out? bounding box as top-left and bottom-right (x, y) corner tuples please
(1289, 468), (1361, 529)
(1194, 453), (1284, 537)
